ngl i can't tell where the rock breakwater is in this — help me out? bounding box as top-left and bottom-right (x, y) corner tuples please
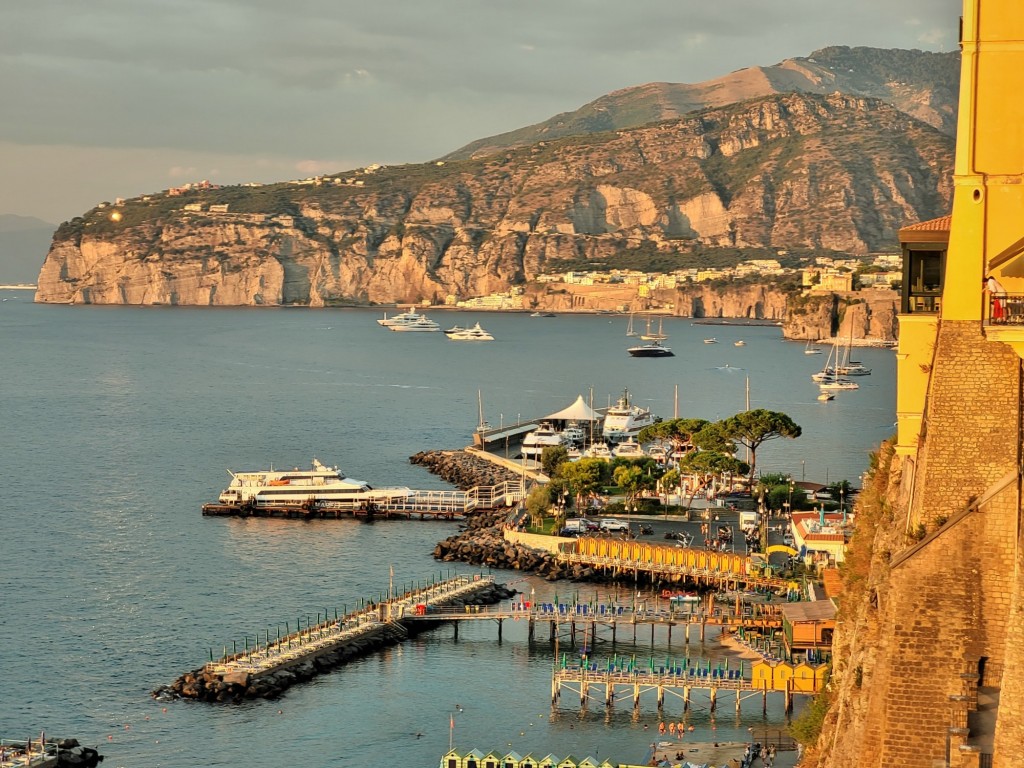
(410, 449), (522, 489)
(154, 581), (514, 703)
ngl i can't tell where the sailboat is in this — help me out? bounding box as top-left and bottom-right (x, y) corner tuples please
(804, 339), (823, 355)
(626, 313), (639, 337)
(640, 316), (667, 341)
(835, 324), (872, 375)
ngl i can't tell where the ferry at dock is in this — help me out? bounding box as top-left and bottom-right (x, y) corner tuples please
(216, 459), (413, 508)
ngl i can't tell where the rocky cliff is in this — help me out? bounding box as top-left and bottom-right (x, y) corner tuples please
(36, 92), (952, 307)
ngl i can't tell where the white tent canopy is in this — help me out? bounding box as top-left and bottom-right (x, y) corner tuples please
(544, 394), (602, 422)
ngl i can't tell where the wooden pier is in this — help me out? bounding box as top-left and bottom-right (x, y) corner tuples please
(551, 658), (819, 714)
(402, 599), (782, 645)
(201, 479), (525, 520)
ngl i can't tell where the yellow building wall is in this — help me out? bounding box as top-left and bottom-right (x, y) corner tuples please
(895, 315), (939, 455)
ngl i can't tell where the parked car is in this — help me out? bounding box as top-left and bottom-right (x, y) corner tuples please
(563, 518), (599, 534)
(599, 518), (630, 533)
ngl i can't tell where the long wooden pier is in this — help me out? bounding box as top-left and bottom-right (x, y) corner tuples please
(201, 479), (525, 520)
(402, 599), (783, 645)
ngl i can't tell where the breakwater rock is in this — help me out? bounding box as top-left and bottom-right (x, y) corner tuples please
(410, 449), (522, 489)
(56, 740), (104, 767)
(153, 581), (514, 703)
(433, 509), (604, 582)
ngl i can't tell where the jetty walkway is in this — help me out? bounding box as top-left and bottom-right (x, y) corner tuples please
(201, 478), (526, 520)
(403, 598), (782, 645)
(158, 574), (513, 702)
(551, 658), (819, 714)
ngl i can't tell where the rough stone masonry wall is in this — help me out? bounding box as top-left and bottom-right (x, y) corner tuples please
(825, 320), (1021, 768)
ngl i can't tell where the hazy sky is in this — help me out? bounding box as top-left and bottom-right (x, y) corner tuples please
(1, 0), (961, 224)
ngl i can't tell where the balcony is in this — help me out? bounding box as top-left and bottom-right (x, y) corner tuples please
(983, 293), (1024, 357)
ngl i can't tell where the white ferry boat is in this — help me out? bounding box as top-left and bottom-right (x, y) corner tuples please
(216, 459), (412, 508)
(602, 389), (658, 444)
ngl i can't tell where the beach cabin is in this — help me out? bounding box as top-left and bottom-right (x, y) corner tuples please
(537, 755), (559, 768)
(461, 748), (487, 768)
(518, 755), (539, 768)
(773, 662), (795, 692)
(779, 600), (836, 662)
(556, 757), (580, 768)
(576, 758), (601, 768)
(502, 752), (524, 768)
(442, 749), (461, 768)
(750, 659), (778, 691)
(480, 750), (502, 768)
(792, 661), (822, 693)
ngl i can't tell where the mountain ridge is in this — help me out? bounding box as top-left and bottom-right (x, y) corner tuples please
(445, 46), (959, 161)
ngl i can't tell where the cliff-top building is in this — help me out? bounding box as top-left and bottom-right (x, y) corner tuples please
(819, 2), (1024, 766)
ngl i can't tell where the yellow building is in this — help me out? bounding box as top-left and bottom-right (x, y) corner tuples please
(829, 2), (1024, 766)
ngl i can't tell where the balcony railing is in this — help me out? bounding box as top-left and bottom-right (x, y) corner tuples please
(987, 293), (1024, 325)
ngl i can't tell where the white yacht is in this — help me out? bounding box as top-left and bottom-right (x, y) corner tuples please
(377, 310), (425, 328)
(646, 443), (669, 462)
(215, 459), (412, 508)
(602, 389), (658, 444)
(390, 315), (441, 332)
(819, 378), (859, 391)
(521, 422), (566, 459)
(559, 421), (586, 446)
(447, 322), (494, 341)
(582, 441), (613, 460)
(612, 438), (645, 459)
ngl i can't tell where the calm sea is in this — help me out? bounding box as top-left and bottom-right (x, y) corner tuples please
(0, 295), (895, 767)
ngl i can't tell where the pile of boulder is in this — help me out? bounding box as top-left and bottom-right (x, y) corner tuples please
(433, 509), (603, 582)
(56, 740), (103, 767)
(410, 450), (522, 489)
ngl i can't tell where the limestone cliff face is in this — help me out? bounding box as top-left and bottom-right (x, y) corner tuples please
(36, 92), (952, 306)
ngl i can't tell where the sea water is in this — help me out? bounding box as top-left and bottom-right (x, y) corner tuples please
(0, 297), (894, 766)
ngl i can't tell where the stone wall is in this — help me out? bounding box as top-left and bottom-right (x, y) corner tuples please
(816, 320), (1022, 768)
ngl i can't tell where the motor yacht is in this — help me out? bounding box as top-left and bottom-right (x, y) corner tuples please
(627, 341), (674, 357)
(521, 421), (566, 459)
(447, 322), (494, 341)
(602, 389), (658, 444)
(377, 310), (425, 328)
(390, 315), (441, 332)
(612, 438), (645, 459)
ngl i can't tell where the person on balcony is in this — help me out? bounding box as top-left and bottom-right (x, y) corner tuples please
(986, 275), (1007, 321)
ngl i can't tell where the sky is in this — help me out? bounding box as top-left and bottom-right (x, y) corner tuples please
(1, 0), (961, 225)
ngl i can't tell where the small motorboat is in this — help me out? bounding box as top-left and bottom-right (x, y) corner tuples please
(734, 340), (746, 347)
(818, 392), (835, 401)
(703, 338), (718, 344)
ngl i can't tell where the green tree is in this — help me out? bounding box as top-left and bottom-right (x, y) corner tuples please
(613, 464), (645, 507)
(720, 409), (802, 488)
(638, 417), (710, 455)
(541, 445), (569, 476)
(524, 484), (551, 530)
(679, 450), (747, 509)
(556, 458), (605, 509)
